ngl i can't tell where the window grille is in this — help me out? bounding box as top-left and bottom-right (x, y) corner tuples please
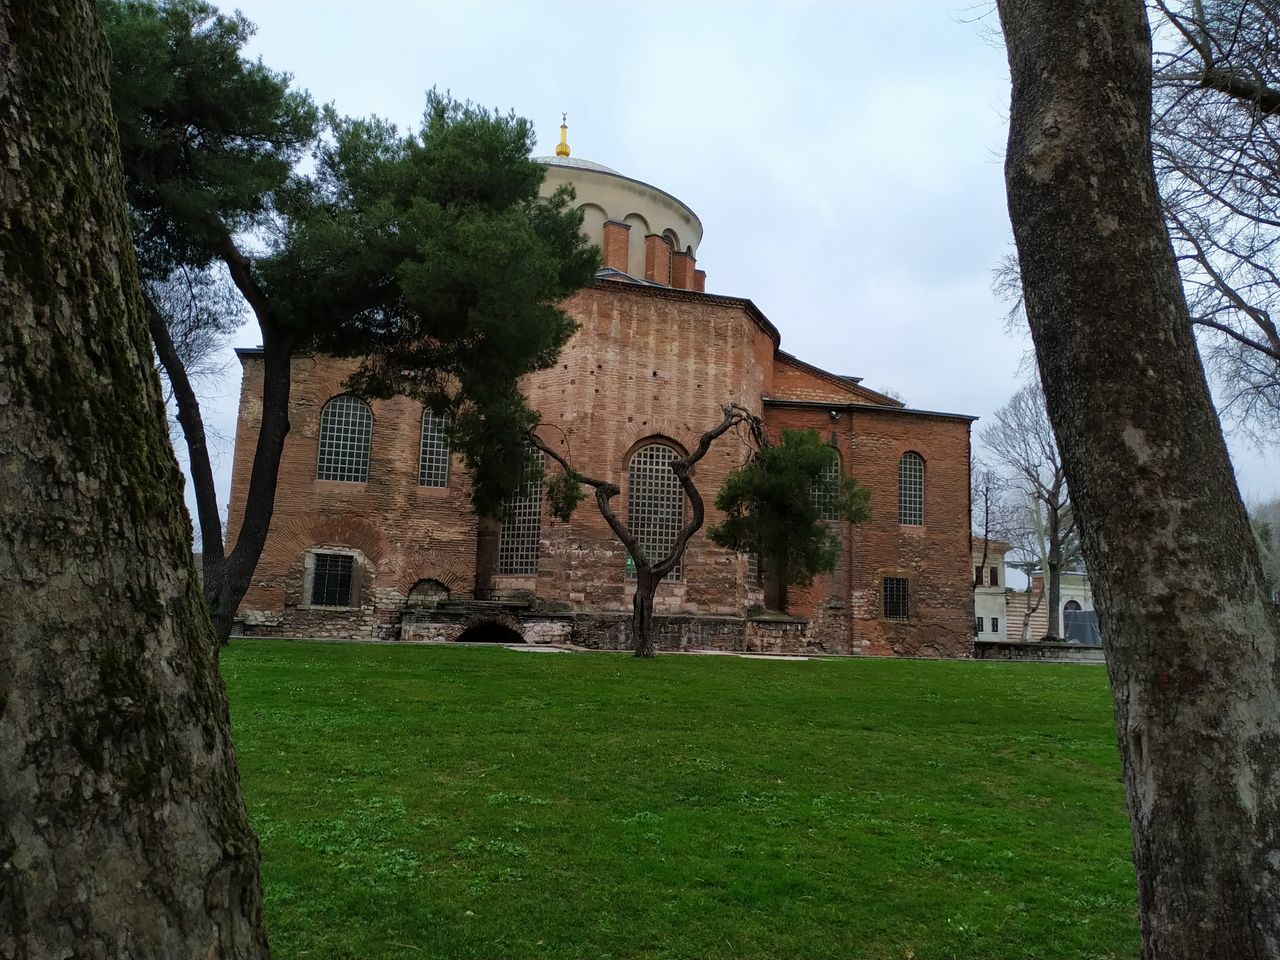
(418, 409), (451, 487)
(992, 617), (1000, 633)
(317, 396), (373, 482)
(498, 447), (544, 575)
(898, 452), (924, 525)
(627, 443), (684, 580)
(810, 452), (842, 521)
(311, 553), (354, 607)
(976, 616), (985, 633)
(883, 576), (910, 620)
(745, 552), (761, 586)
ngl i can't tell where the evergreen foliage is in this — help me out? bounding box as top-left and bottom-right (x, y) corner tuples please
(709, 429), (870, 611)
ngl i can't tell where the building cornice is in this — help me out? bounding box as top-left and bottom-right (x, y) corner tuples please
(762, 396), (978, 424)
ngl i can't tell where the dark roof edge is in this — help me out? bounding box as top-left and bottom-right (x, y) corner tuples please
(762, 396), (978, 423)
(591, 276), (782, 348)
(775, 350), (905, 407)
(235, 346), (265, 358)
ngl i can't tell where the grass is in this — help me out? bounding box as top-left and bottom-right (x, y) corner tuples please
(222, 640), (1139, 960)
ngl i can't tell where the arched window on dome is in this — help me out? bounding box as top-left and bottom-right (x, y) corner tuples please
(627, 441), (684, 580)
(898, 451), (925, 525)
(498, 446), (544, 575)
(316, 395), (373, 482)
(810, 450), (843, 521)
(418, 408), (451, 487)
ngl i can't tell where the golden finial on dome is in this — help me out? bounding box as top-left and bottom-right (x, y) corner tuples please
(555, 112), (570, 157)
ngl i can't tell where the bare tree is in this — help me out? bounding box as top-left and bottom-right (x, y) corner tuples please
(997, 2), (1280, 442)
(979, 381), (1079, 637)
(531, 404), (761, 657)
(996, 0), (1280, 953)
(1152, 0), (1280, 440)
(0, 1), (268, 955)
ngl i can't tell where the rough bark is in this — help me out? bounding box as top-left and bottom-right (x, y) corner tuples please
(0, 3), (270, 957)
(997, 0), (1280, 955)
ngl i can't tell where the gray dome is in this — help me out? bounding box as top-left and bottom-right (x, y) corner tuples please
(534, 155), (621, 175)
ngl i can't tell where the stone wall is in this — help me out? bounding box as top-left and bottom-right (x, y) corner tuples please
(974, 640), (1105, 663)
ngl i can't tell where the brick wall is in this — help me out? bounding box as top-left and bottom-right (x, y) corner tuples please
(762, 400), (974, 658)
(227, 279), (973, 658)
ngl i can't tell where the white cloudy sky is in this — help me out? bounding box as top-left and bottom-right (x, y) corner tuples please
(184, 0), (1278, 533)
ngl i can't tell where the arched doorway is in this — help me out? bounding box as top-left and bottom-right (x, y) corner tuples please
(456, 621), (524, 644)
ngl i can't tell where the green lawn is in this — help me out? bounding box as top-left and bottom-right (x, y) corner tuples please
(223, 640), (1139, 960)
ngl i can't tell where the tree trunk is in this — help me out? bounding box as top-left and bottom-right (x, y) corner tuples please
(997, 1), (1280, 955)
(210, 323), (294, 643)
(775, 560), (790, 615)
(632, 570), (658, 658)
(0, 3), (270, 957)
(146, 293), (227, 595)
(1045, 533), (1062, 639)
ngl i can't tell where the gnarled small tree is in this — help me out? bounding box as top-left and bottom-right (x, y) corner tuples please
(530, 404), (761, 657)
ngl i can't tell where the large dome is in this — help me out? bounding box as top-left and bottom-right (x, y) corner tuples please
(533, 155), (621, 175)
(535, 149), (704, 285)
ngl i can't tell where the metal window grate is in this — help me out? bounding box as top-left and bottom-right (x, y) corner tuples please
(627, 443), (683, 580)
(883, 576), (910, 620)
(745, 552), (761, 586)
(418, 409), (451, 487)
(317, 396), (373, 482)
(898, 452), (924, 525)
(312, 553), (354, 607)
(810, 453), (842, 521)
(498, 447), (543, 575)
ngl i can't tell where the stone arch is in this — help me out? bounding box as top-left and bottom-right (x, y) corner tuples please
(611, 418), (693, 470)
(406, 578), (450, 608)
(577, 202), (608, 248)
(457, 617), (525, 644)
(623, 212), (650, 277)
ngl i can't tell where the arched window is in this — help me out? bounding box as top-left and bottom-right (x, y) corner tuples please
(418, 409), (451, 487)
(316, 396), (373, 482)
(810, 450), (843, 521)
(628, 442), (684, 579)
(898, 451), (924, 525)
(498, 446), (544, 575)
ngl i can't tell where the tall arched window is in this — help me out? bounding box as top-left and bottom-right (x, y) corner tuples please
(418, 409), (451, 487)
(628, 442), (684, 579)
(498, 446), (544, 575)
(898, 451), (924, 525)
(810, 451), (843, 521)
(316, 395), (373, 482)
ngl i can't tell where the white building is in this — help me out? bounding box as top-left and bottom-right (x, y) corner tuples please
(972, 539), (1010, 642)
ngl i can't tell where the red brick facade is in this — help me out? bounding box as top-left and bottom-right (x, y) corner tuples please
(227, 274), (975, 657)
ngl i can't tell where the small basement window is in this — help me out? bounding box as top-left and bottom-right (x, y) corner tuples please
(883, 577), (910, 621)
(311, 553), (355, 607)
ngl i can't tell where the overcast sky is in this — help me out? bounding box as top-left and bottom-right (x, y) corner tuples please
(184, 0), (1278, 536)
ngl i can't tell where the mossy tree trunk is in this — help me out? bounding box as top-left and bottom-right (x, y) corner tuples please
(0, 3), (270, 957)
(997, 0), (1280, 954)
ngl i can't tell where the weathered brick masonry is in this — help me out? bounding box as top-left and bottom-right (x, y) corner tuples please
(226, 147), (976, 656)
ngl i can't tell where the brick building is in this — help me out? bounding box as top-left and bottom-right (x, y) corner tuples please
(227, 126), (977, 656)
